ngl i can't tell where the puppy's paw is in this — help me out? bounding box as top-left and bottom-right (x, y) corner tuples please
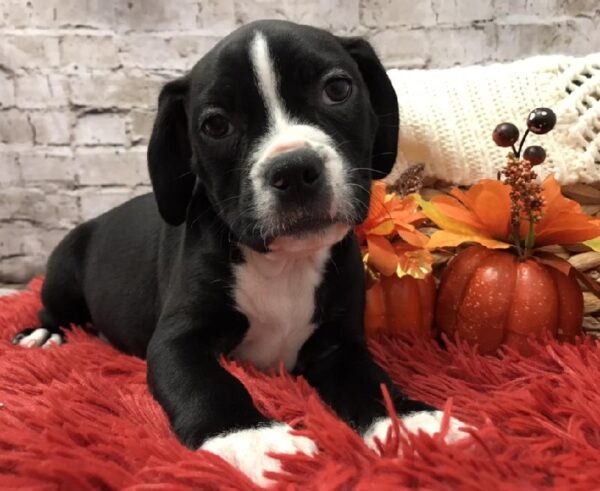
(200, 422), (317, 486)
(363, 411), (470, 451)
(11, 327), (64, 349)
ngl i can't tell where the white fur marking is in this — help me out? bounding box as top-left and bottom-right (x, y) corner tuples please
(250, 32), (286, 126)
(42, 333), (63, 349)
(248, 31), (351, 226)
(363, 411), (470, 451)
(232, 238), (336, 371)
(18, 328), (49, 348)
(200, 422), (317, 486)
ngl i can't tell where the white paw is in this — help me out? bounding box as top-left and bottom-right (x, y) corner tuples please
(200, 423), (317, 486)
(13, 328), (64, 349)
(364, 411), (470, 450)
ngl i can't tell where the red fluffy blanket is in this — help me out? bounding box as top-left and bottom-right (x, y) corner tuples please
(1, 279), (599, 490)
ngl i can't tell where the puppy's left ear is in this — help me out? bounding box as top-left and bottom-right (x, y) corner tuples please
(148, 75), (196, 226)
(338, 37), (399, 178)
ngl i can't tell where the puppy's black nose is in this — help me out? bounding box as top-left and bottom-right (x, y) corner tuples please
(266, 148), (324, 200)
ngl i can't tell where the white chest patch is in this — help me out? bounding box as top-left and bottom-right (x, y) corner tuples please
(231, 244), (331, 371)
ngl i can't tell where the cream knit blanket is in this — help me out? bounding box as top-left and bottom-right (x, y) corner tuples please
(387, 54), (600, 185)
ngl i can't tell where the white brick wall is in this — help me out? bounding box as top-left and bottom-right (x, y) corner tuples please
(0, 0), (599, 282)
(74, 113), (128, 146)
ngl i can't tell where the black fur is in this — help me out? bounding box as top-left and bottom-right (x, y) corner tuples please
(16, 20), (429, 448)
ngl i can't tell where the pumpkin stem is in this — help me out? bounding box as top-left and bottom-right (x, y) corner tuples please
(512, 220), (524, 259)
(524, 212), (536, 252)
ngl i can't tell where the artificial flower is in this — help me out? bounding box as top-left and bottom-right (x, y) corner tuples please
(416, 175), (600, 251)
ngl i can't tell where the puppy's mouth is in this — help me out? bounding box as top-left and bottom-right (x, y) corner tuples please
(274, 214), (340, 237)
(267, 221), (351, 254)
(241, 212), (352, 253)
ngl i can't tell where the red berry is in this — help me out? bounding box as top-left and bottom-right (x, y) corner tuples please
(527, 108), (556, 134)
(493, 123), (519, 147)
(523, 145), (546, 165)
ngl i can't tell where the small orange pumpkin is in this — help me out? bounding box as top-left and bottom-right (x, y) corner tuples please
(365, 274), (436, 336)
(436, 245), (583, 355)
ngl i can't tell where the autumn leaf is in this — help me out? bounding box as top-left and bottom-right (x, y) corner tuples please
(584, 236), (600, 252)
(534, 176), (600, 246)
(426, 230), (511, 250)
(366, 235), (398, 276)
(448, 180), (512, 239)
(394, 243), (433, 279)
(356, 181), (426, 243)
(413, 193), (511, 250)
(356, 181), (433, 279)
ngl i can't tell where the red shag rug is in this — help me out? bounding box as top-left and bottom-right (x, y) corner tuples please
(1, 279), (600, 490)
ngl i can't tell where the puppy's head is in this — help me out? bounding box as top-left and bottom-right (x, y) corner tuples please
(148, 20), (398, 252)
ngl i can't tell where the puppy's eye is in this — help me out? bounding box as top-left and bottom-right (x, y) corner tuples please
(201, 114), (232, 139)
(323, 77), (352, 104)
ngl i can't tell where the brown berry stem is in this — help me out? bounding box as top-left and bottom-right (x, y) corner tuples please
(516, 129), (530, 158)
(511, 144), (518, 156)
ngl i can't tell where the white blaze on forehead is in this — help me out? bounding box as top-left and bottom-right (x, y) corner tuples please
(247, 30), (352, 239)
(250, 32), (286, 127)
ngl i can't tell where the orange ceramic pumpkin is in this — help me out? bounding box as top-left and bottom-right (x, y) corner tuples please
(436, 245), (583, 355)
(365, 274), (436, 336)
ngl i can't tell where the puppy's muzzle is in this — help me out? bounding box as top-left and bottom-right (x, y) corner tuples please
(265, 147), (326, 207)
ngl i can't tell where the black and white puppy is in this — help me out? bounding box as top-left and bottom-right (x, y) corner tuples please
(13, 20), (466, 484)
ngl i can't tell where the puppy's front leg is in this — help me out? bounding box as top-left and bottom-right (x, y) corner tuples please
(295, 333), (469, 450)
(295, 335), (429, 429)
(147, 317), (316, 485)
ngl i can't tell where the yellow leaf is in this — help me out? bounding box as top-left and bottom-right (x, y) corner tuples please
(584, 236), (600, 252)
(413, 194), (485, 237)
(369, 219), (396, 236)
(427, 231), (511, 250)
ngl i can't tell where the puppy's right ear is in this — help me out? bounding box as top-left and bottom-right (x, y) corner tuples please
(336, 37), (399, 179)
(148, 76), (195, 226)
